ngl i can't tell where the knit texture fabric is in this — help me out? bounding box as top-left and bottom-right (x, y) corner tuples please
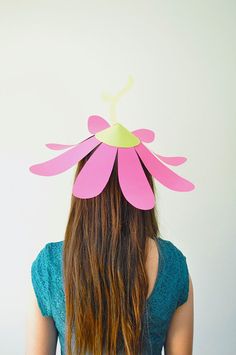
(31, 236), (189, 355)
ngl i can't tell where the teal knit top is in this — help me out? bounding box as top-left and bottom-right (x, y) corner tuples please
(31, 236), (189, 355)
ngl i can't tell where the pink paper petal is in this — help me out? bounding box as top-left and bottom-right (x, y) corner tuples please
(46, 143), (76, 150)
(152, 151), (187, 166)
(135, 143), (195, 192)
(45, 135), (95, 150)
(132, 128), (155, 143)
(73, 143), (117, 198)
(118, 147), (155, 210)
(29, 136), (101, 176)
(88, 115), (110, 134)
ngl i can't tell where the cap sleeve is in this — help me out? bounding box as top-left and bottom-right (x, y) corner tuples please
(31, 243), (52, 317)
(176, 251), (190, 308)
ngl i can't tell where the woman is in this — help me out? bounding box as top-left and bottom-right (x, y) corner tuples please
(27, 148), (194, 355)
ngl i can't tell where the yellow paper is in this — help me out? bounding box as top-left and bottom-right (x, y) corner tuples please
(95, 123), (140, 147)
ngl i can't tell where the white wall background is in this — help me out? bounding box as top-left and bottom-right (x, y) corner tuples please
(0, 0), (235, 354)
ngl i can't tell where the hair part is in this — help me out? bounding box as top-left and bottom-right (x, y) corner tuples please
(63, 146), (160, 354)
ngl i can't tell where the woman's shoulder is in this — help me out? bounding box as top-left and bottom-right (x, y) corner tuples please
(31, 241), (63, 273)
(157, 235), (187, 260)
(34, 237), (188, 269)
(37, 238), (186, 259)
(46, 240), (63, 254)
(157, 235), (189, 284)
(158, 235), (190, 307)
(31, 241), (64, 317)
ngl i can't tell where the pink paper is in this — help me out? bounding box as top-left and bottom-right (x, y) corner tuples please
(29, 136), (101, 176)
(73, 143), (117, 198)
(132, 128), (155, 143)
(152, 151), (187, 166)
(45, 143), (75, 150)
(118, 147), (155, 210)
(135, 143), (195, 191)
(88, 115), (110, 134)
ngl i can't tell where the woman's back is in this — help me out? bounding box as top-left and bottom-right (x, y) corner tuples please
(31, 235), (190, 355)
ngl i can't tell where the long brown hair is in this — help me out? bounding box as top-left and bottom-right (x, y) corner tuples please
(63, 144), (161, 354)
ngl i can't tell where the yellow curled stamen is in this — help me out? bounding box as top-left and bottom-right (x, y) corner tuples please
(101, 75), (134, 125)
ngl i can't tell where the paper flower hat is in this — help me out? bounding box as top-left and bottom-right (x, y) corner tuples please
(29, 76), (195, 210)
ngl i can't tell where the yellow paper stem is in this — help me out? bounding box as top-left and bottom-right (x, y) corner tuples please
(101, 75), (134, 124)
